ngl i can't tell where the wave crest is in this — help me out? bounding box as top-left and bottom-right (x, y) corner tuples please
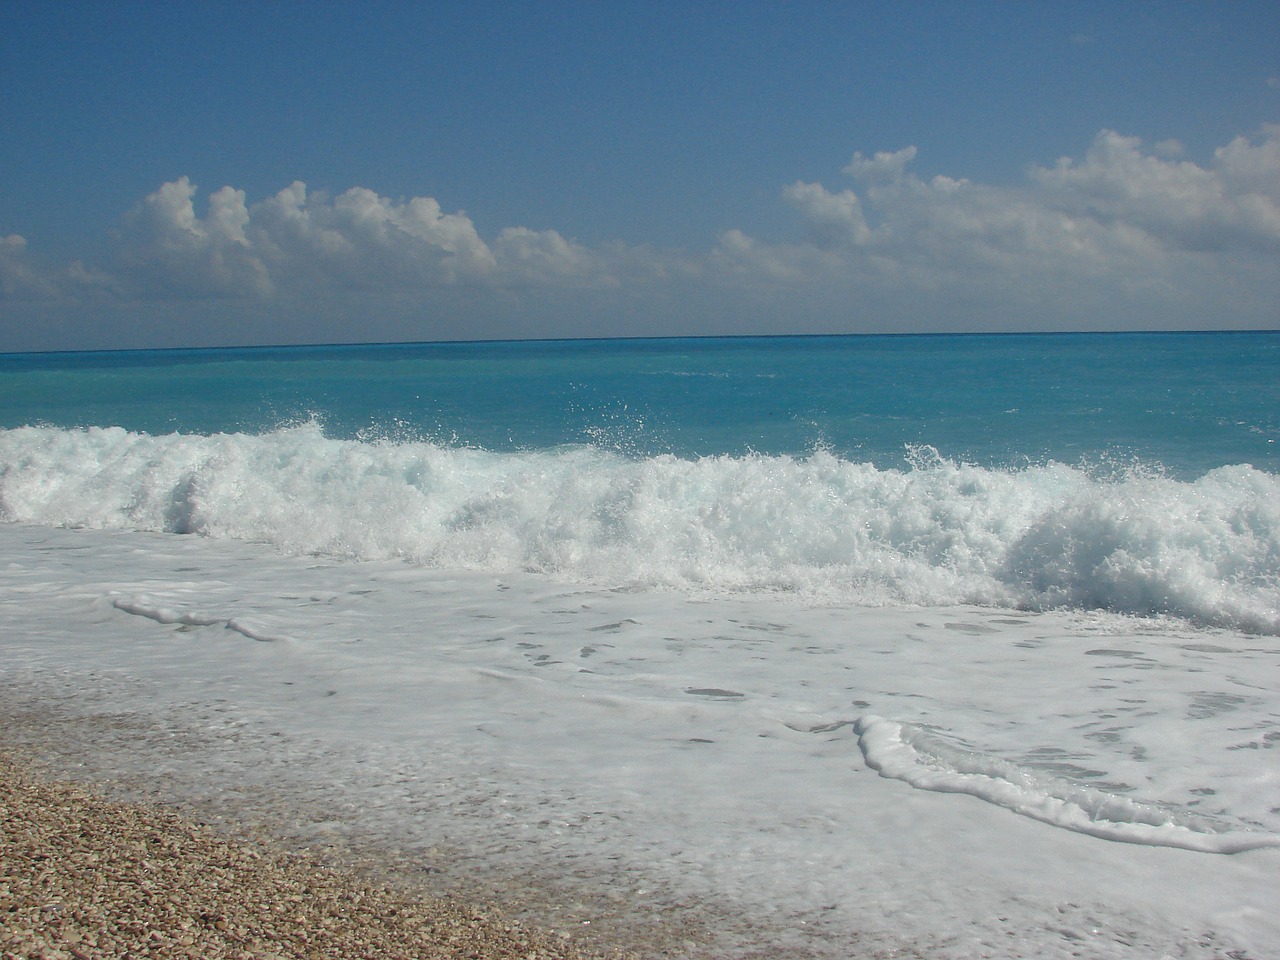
(2, 424), (1276, 632)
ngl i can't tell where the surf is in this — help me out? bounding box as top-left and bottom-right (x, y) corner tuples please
(2, 422), (1276, 633)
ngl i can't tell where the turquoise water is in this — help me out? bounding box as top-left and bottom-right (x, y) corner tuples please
(2, 332), (1276, 477)
(2, 332), (1278, 632)
(4, 332), (1280, 958)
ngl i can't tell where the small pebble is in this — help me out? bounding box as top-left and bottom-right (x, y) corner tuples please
(0, 750), (633, 960)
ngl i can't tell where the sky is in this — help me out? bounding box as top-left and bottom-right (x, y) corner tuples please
(1, 1), (1278, 351)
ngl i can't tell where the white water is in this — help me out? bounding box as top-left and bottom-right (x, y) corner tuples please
(855, 717), (1280, 854)
(2, 423), (1278, 634)
(2, 522), (1278, 958)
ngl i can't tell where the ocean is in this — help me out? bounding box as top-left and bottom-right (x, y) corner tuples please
(1, 332), (1278, 958)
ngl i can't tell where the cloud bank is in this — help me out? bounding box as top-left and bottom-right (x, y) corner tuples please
(723, 129), (1279, 303)
(3, 126), (1278, 347)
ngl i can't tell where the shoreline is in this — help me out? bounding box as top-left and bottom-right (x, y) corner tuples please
(9, 521), (1274, 959)
(0, 685), (782, 960)
(1, 746), (642, 960)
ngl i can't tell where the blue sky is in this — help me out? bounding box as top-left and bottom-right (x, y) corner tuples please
(2, 1), (1278, 350)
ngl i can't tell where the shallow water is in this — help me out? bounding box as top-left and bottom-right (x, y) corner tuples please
(2, 524), (1277, 958)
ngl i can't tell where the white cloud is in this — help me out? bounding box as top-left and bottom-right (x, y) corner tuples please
(4, 126), (1279, 344)
(115, 176), (271, 298)
(722, 125), (1280, 327)
(321, 186), (496, 282)
(781, 181), (870, 248)
(493, 227), (609, 286)
(710, 228), (840, 282)
(1213, 124), (1280, 198)
(1031, 128), (1280, 252)
(104, 178), (639, 299)
(207, 185), (252, 245)
(843, 146), (918, 184)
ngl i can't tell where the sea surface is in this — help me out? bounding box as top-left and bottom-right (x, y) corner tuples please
(1, 332), (1278, 958)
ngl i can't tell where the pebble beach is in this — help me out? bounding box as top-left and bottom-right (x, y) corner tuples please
(1, 748), (640, 960)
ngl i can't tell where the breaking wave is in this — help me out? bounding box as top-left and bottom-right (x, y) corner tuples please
(2, 423), (1277, 632)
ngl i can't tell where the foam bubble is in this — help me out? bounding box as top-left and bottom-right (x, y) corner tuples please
(854, 716), (1280, 853)
(2, 424), (1277, 632)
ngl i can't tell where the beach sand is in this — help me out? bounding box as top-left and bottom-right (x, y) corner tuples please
(1, 747), (645, 960)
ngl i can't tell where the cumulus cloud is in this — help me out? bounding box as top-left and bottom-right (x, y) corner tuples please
(113, 177), (270, 298)
(112, 177), (501, 298)
(98, 177), (646, 302)
(781, 181), (870, 248)
(313, 186), (496, 283)
(1032, 128), (1280, 252)
(718, 125), (1280, 323)
(493, 227), (608, 285)
(844, 145), (919, 184)
(4, 125), (1279, 343)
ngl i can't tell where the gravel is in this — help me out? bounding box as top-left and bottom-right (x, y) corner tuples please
(1, 750), (637, 960)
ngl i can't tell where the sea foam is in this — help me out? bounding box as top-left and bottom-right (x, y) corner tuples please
(854, 716), (1280, 853)
(2, 423), (1277, 632)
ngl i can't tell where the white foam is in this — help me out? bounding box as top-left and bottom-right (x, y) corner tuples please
(854, 716), (1280, 854)
(111, 595), (291, 642)
(112, 595), (223, 627)
(3, 424), (1276, 632)
(3, 524), (1278, 958)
